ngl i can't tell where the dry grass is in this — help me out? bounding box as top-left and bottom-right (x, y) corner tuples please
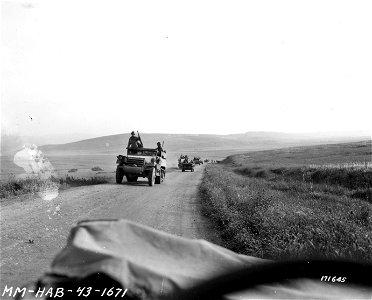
(91, 166), (104, 171)
(199, 141), (372, 262)
(0, 174), (110, 199)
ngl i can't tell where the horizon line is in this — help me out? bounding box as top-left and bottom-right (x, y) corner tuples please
(2, 129), (371, 138)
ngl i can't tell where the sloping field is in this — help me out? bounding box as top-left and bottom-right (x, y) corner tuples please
(200, 140), (372, 262)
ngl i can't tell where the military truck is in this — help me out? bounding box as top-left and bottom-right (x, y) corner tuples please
(116, 147), (166, 186)
(178, 158), (187, 169)
(178, 155), (189, 169)
(193, 157), (203, 165)
(181, 161), (195, 172)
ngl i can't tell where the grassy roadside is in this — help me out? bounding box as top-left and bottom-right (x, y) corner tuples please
(0, 175), (110, 200)
(199, 141), (372, 262)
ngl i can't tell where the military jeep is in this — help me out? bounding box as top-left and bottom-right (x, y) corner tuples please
(181, 161), (195, 172)
(193, 157), (203, 165)
(116, 147), (166, 186)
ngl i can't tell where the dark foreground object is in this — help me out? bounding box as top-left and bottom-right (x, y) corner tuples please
(15, 219), (372, 300)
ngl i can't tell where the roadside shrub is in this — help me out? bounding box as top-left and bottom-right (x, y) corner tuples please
(351, 188), (372, 203)
(310, 168), (372, 189)
(281, 167), (372, 190)
(0, 175), (60, 199)
(255, 170), (269, 179)
(60, 175), (109, 187)
(0, 174), (109, 199)
(235, 167), (270, 179)
(270, 167), (286, 175)
(235, 167), (254, 176)
(91, 166), (103, 171)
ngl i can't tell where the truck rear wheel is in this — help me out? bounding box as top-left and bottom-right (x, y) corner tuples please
(116, 167), (124, 183)
(155, 169), (165, 184)
(148, 168), (155, 186)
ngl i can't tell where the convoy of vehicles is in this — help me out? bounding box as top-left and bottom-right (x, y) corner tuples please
(178, 155), (204, 171)
(181, 161), (195, 172)
(115, 132), (208, 187)
(193, 157), (203, 165)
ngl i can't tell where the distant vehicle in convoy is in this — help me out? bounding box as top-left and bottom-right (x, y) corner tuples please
(178, 155), (188, 169)
(178, 157), (185, 169)
(181, 161), (195, 172)
(116, 147), (166, 186)
(193, 157), (203, 165)
(177, 154), (196, 172)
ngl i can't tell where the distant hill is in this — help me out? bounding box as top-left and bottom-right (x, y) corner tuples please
(2, 131), (370, 157)
(0, 133), (97, 155)
(35, 132), (371, 156)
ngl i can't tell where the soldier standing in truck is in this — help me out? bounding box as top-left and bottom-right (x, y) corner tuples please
(127, 131), (143, 148)
(156, 142), (163, 156)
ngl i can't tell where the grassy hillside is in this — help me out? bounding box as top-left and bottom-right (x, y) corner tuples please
(200, 140), (372, 262)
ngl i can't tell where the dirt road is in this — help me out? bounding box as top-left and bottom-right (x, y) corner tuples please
(0, 165), (220, 289)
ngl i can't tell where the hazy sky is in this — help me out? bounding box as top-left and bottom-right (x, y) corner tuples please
(2, 0), (372, 139)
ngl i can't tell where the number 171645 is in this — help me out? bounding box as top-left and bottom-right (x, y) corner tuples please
(320, 276), (346, 283)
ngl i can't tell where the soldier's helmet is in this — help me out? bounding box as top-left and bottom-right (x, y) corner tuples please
(157, 142), (161, 146)
(131, 131), (135, 135)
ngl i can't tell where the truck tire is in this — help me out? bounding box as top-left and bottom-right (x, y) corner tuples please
(116, 167), (124, 183)
(148, 168), (155, 186)
(182, 169), (185, 172)
(161, 170), (165, 183)
(155, 169), (166, 184)
(191, 168), (194, 172)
